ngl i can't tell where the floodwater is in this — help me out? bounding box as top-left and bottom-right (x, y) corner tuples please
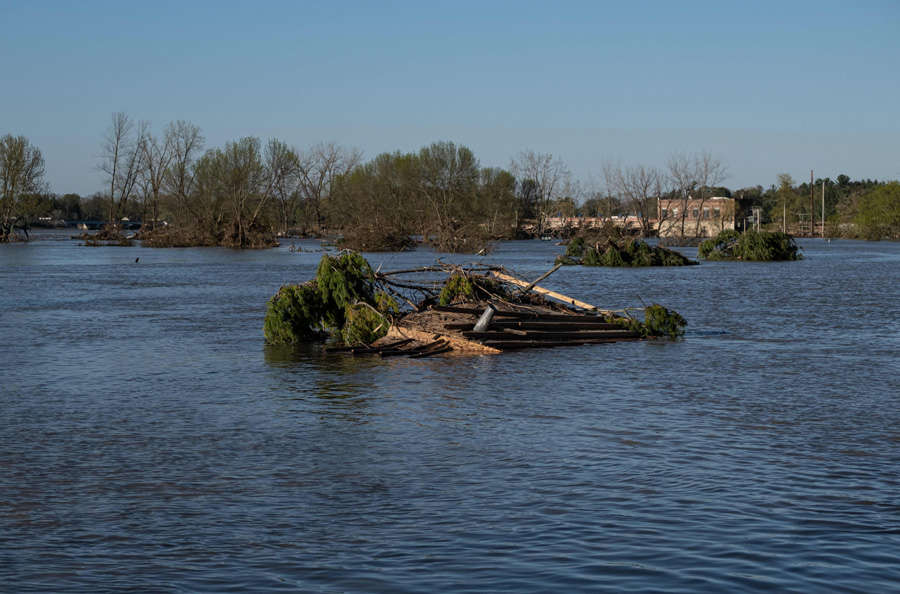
(2, 234), (899, 592)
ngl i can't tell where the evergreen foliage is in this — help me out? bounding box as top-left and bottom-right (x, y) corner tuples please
(643, 305), (687, 338)
(315, 251), (376, 328)
(263, 282), (325, 344)
(341, 303), (389, 345)
(559, 235), (697, 267)
(699, 230), (801, 261)
(264, 251), (385, 345)
(439, 274), (475, 305)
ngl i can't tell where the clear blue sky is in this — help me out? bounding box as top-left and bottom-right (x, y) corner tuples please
(2, 0), (898, 195)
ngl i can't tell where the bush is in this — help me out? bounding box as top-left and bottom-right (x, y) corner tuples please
(643, 304), (687, 338)
(263, 282), (326, 344)
(341, 303), (389, 345)
(561, 232), (696, 267)
(263, 251), (383, 345)
(700, 230), (801, 261)
(439, 274), (475, 305)
(316, 252), (377, 328)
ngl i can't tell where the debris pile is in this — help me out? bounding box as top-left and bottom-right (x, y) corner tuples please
(263, 252), (688, 357)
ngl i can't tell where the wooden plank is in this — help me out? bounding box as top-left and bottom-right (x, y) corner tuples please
(430, 305), (605, 322)
(443, 320), (623, 331)
(462, 330), (638, 341)
(379, 339), (447, 358)
(482, 338), (629, 350)
(386, 325), (501, 355)
(409, 345), (453, 358)
(491, 271), (613, 313)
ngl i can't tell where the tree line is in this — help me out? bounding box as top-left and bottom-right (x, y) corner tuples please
(2, 115), (899, 245)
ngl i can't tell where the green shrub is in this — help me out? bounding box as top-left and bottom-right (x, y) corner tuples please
(565, 236), (586, 258)
(699, 230), (800, 261)
(316, 252), (376, 327)
(643, 304), (687, 338)
(439, 274), (475, 305)
(341, 303), (389, 345)
(263, 282), (326, 344)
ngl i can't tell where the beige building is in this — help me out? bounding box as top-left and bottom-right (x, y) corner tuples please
(657, 196), (736, 238)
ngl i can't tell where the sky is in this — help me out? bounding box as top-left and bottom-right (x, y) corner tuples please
(2, 0), (898, 196)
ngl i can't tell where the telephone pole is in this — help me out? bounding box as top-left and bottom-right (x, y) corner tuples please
(810, 170), (814, 237)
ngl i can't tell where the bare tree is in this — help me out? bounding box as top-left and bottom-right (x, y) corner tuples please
(139, 126), (174, 229)
(263, 139), (301, 236)
(666, 151), (728, 237)
(297, 142), (362, 234)
(99, 112), (145, 228)
(510, 150), (570, 234)
(164, 120), (205, 223)
(603, 162), (663, 237)
(0, 134), (45, 240)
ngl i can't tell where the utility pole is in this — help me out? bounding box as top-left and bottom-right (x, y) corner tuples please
(821, 180), (826, 238)
(783, 203), (786, 233)
(809, 169), (815, 236)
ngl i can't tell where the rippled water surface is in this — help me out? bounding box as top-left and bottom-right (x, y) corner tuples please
(2, 235), (899, 592)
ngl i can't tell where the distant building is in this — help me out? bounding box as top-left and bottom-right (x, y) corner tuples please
(657, 196), (737, 238)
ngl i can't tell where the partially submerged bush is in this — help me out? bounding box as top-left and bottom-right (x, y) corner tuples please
(263, 251), (390, 345)
(605, 304), (687, 339)
(644, 305), (687, 338)
(316, 251), (377, 328)
(263, 282), (326, 344)
(558, 236), (697, 267)
(699, 230), (801, 261)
